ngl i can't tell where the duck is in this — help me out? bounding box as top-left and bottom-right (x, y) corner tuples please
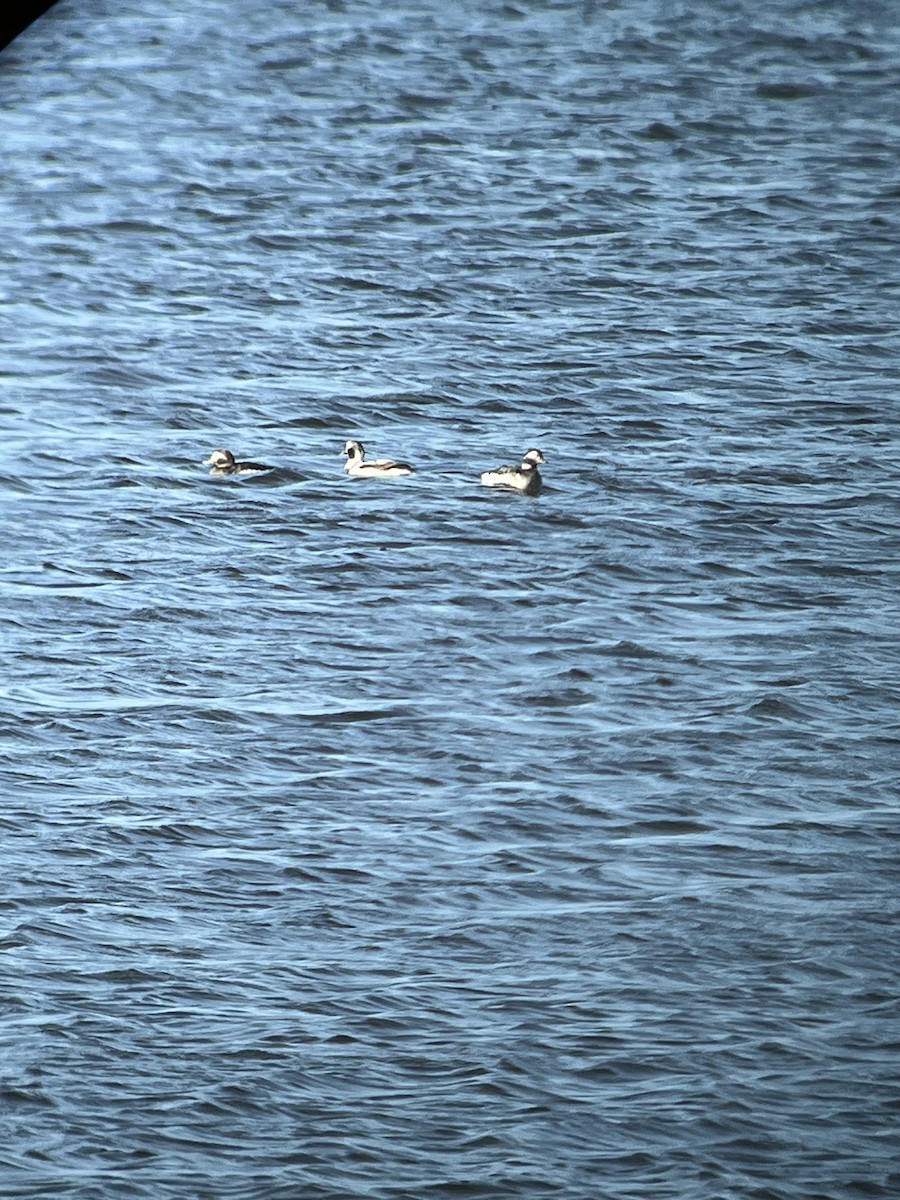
(343, 439), (414, 478)
(479, 448), (545, 496)
(204, 449), (274, 476)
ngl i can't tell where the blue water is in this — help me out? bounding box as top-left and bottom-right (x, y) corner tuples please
(2, 2), (899, 1197)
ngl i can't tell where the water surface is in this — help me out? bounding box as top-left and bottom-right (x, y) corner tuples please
(1, 2), (899, 1197)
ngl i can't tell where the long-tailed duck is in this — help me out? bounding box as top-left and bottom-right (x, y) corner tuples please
(204, 449), (274, 476)
(479, 448), (545, 496)
(343, 440), (414, 478)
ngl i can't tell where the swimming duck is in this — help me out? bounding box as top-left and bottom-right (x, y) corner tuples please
(480, 448), (545, 495)
(343, 439), (414, 478)
(204, 449), (274, 476)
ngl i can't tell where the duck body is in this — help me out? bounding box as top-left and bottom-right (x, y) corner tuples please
(204, 449), (274, 476)
(343, 439), (414, 478)
(480, 448), (545, 496)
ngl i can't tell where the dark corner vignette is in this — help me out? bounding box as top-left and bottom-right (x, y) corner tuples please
(1, 2), (60, 52)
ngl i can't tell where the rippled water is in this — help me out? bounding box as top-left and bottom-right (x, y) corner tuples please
(2, 1), (899, 1197)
